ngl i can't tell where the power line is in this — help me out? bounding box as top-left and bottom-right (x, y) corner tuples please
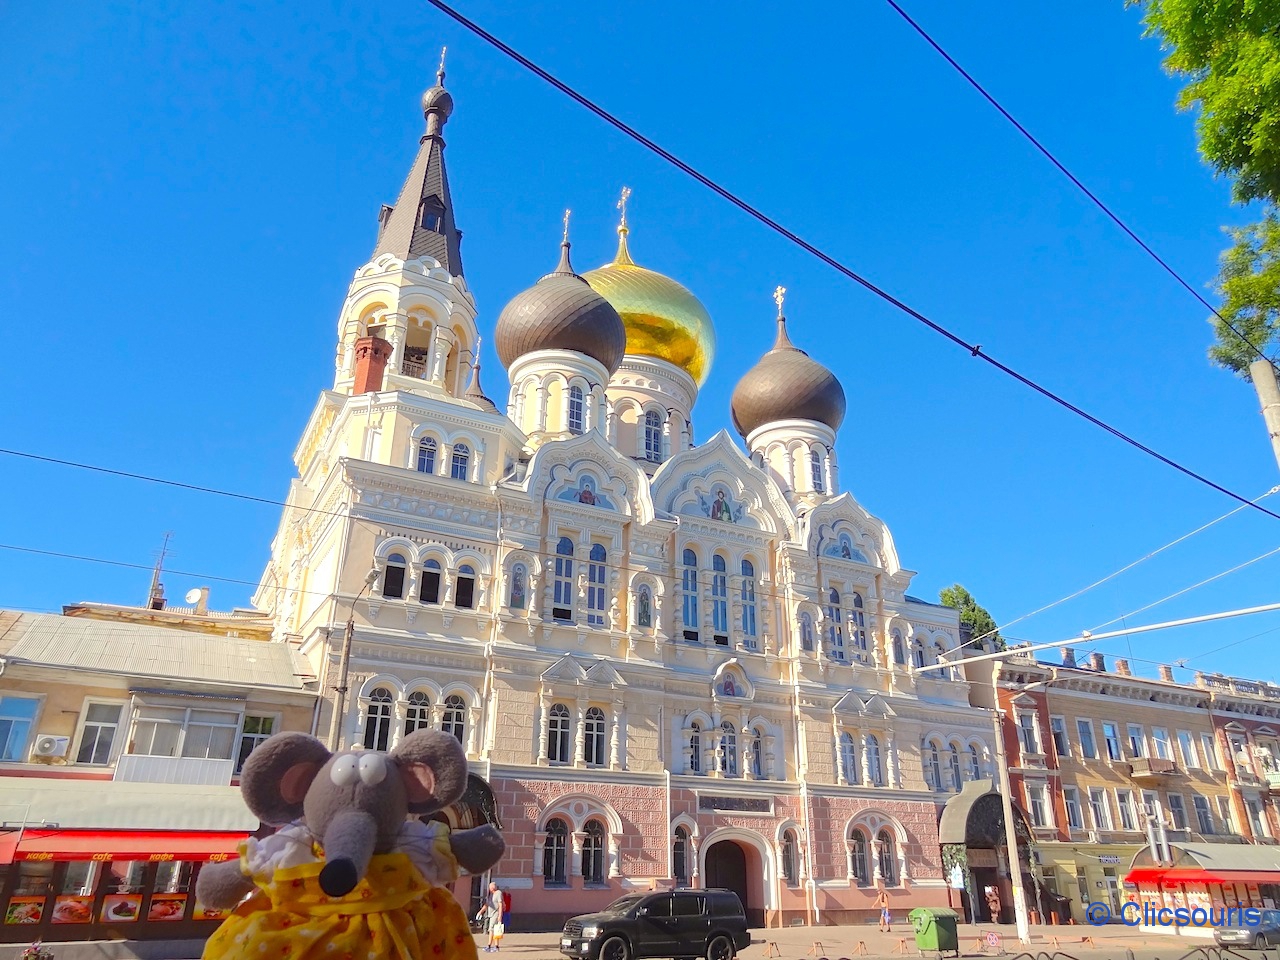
(420, 0), (1280, 524)
(881, 0), (1278, 371)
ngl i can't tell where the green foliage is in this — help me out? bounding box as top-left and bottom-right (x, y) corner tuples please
(1209, 212), (1280, 374)
(1134, 0), (1280, 205)
(939, 583), (1004, 651)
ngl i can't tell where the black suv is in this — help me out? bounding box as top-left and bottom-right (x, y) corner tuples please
(560, 889), (750, 960)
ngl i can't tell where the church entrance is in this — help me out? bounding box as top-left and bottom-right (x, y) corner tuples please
(704, 839), (764, 928)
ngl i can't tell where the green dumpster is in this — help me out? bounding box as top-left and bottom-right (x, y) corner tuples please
(908, 907), (960, 956)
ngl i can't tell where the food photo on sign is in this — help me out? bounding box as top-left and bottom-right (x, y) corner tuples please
(147, 894), (187, 921)
(50, 897), (94, 924)
(100, 895), (142, 923)
(4, 899), (44, 925)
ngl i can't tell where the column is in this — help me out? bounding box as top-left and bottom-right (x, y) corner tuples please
(607, 834), (621, 878)
(574, 703), (587, 768)
(535, 381), (550, 433)
(833, 718), (846, 785)
(606, 401), (618, 445)
(887, 733), (901, 788)
(571, 832), (585, 883)
(860, 731), (872, 786)
(388, 314), (408, 375)
(392, 698), (409, 748)
(467, 707), (481, 757)
(610, 706), (624, 769)
(829, 450), (840, 494)
(592, 387), (607, 436)
(472, 441), (485, 483)
(661, 415), (673, 461)
(765, 735), (777, 780)
(537, 691), (551, 765)
(429, 330), (450, 383)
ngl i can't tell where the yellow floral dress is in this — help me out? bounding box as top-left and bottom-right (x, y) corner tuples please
(203, 823), (477, 960)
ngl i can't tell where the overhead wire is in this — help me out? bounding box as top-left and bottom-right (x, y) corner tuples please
(419, 0), (1280, 524)
(881, 0), (1278, 372)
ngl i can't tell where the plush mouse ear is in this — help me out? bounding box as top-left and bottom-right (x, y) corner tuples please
(240, 732), (331, 825)
(389, 729), (467, 813)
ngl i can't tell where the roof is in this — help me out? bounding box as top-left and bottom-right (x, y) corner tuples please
(1, 610), (313, 691)
(1130, 842), (1280, 874)
(730, 314), (845, 438)
(938, 778), (997, 845)
(0, 776), (256, 831)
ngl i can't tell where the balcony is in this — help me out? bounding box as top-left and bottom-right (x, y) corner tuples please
(1266, 771), (1280, 791)
(1128, 757), (1181, 783)
(113, 754), (235, 786)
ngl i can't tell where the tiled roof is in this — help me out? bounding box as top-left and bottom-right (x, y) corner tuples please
(1, 611), (311, 691)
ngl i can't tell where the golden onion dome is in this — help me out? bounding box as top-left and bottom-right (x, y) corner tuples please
(582, 227), (716, 387)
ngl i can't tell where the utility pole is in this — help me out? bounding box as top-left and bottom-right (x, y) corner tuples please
(991, 661), (1032, 945)
(1250, 359), (1280, 472)
(327, 568), (380, 751)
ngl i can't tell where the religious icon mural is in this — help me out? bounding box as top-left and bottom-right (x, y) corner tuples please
(636, 584), (653, 628)
(509, 563), (527, 609)
(822, 532), (871, 564)
(555, 475), (615, 510)
(691, 485), (744, 524)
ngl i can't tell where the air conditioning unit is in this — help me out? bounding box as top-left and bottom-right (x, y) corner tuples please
(32, 735), (70, 758)
(1086, 830), (1100, 844)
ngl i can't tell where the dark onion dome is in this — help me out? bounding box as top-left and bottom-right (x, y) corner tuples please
(730, 314), (846, 437)
(495, 240), (627, 375)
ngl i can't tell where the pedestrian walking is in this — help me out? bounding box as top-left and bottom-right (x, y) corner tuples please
(874, 887), (891, 932)
(476, 881), (505, 952)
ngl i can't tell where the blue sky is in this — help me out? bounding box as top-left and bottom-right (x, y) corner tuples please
(2, 1), (1278, 683)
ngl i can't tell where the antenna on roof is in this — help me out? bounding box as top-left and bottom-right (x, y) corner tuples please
(147, 532), (172, 611)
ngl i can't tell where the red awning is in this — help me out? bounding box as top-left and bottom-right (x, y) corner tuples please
(8, 829), (246, 863)
(1127, 868), (1280, 885)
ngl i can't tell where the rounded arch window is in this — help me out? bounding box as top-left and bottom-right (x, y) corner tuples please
(673, 827), (689, 886)
(967, 744), (983, 780)
(719, 721), (738, 777)
(441, 694), (467, 744)
(583, 707), (607, 766)
(924, 739), (943, 792)
(810, 449), (824, 492)
(689, 721), (702, 774)
(644, 410), (663, 462)
(543, 818), (568, 885)
(781, 830), (799, 886)
(382, 553), (408, 599)
(840, 731), (859, 784)
(420, 558), (442, 604)
(751, 727), (765, 779)
(710, 555), (728, 640)
(865, 734), (884, 786)
(849, 829), (870, 886)
(948, 743), (964, 789)
(553, 537), (574, 621)
(548, 703), (571, 763)
(404, 691), (431, 735)
(876, 830), (897, 885)
(363, 687), (394, 750)
(681, 549), (699, 641)
(740, 559), (758, 643)
(582, 820), (606, 884)
(586, 544), (607, 626)
(416, 437), (437, 474)
(455, 564), (476, 610)
(567, 385), (585, 434)
(450, 443), (470, 480)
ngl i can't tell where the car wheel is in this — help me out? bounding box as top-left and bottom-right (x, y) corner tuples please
(706, 935), (734, 960)
(1254, 933), (1267, 950)
(600, 937), (631, 960)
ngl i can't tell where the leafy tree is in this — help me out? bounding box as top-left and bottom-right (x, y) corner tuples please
(1209, 213), (1280, 375)
(939, 584), (1004, 651)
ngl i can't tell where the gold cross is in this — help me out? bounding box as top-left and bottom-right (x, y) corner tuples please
(773, 285), (786, 318)
(562, 209), (571, 243)
(617, 186), (632, 229)
(437, 47), (447, 82)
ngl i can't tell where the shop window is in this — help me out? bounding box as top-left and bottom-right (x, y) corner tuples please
(420, 559), (442, 604)
(782, 830), (799, 885)
(582, 821), (606, 884)
(454, 564), (476, 609)
(363, 688), (394, 751)
(583, 707), (607, 766)
(76, 701), (123, 765)
(0, 696), (39, 761)
(548, 703), (571, 763)
(154, 860), (195, 895)
(235, 715), (275, 774)
(441, 694), (466, 744)
(404, 692), (431, 736)
(543, 818), (568, 885)
(382, 553), (408, 599)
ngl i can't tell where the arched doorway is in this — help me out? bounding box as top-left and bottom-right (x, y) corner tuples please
(427, 774), (501, 919)
(704, 839), (764, 928)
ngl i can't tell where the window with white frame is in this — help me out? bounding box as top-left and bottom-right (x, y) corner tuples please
(404, 693), (431, 736)
(363, 688), (394, 751)
(1089, 788), (1112, 830)
(740, 560), (758, 646)
(1064, 787), (1083, 829)
(1218, 796), (1235, 834)
(382, 553), (408, 599)
(1017, 711), (1040, 755)
(548, 703), (571, 764)
(454, 564), (477, 609)
(967, 744), (982, 780)
(810, 449), (824, 493)
(682, 549), (699, 642)
(450, 443), (470, 480)
(876, 830), (897, 886)
(849, 829), (871, 886)
(75, 701), (123, 765)
(1116, 789), (1136, 831)
(1050, 717), (1069, 758)
(1201, 733), (1221, 770)
(553, 537), (575, 621)
(720, 722), (738, 777)
(689, 722), (702, 774)
(825, 589), (845, 661)
(586, 544), (607, 627)
(1102, 722), (1122, 761)
(644, 410), (663, 462)
(1177, 731), (1199, 768)
(1127, 724), (1146, 758)
(567, 385), (585, 435)
(1152, 728), (1171, 761)
(1168, 793), (1188, 830)
(129, 705), (185, 757)
(1246, 798), (1270, 837)
(420, 558), (443, 604)
(1026, 782), (1050, 827)
(751, 728), (765, 779)
(948, 743), (964, 790)
(782, 830), (800, 885)
(235, 715), (276, 773)
(849, 594), (868, 660)
(673, 827), (689, 885)
(582, 820), (606, 884)
(129, 704), (240, 761)
(866, 734), (884, 786)
(543, 818), (568, 885)
(924, 740), (943, 792)
(441, 694), (466, 744)
(1194, 796), (1214, 834)
(583, 707), (607, 766)
(416, 437), (437, 474)
(1076, 719), (1098, 759)
(840, 732), (858, 783)
(711, 555), (729, 643)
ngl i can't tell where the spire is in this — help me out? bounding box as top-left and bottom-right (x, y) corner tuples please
(772, 285), (797, 351)
(464, 336), (498, 412)
(546, 209), (579, 278)
(372, 52), (464, 275)
(613, 186), (635, 266)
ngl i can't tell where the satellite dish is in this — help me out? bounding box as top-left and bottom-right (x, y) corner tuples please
(184, 588), (203, 605)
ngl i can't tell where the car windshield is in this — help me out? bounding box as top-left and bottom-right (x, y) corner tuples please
(601, 896), (645, 914)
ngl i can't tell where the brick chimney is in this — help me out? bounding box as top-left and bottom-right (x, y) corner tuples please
(1088, 652), (1106, 672)
(352, 336), (393, 394)
(1061, 647), (1076, 668)
(1159, 664), (1174, 683)
(1115, 659), (1131, 677)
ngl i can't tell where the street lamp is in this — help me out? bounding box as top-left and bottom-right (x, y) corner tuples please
(328, 568), (381, 750)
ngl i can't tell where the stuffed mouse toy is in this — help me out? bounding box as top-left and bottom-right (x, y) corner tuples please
(198, 730), (505, 960)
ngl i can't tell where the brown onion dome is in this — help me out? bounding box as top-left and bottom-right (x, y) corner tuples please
(494, 240), (627, 375)
(730, 314), (846, 437)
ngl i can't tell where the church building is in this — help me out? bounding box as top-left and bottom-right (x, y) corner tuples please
(255, 64), (994, 929)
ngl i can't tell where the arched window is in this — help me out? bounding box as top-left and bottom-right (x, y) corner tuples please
(866, 734), (884, 786)
(850, 830), (870, 886)
(419, 198), (444, 232)
(404, 691), (431, 736)
(454, 564), (476, 609)
(740, 559), (758, 646)
(877, 830), (897, 886)
(689, 722), (702, 774)
(586, 544), (606, 627)
(567, 385), (585, 434)
(810, 449), (824, 493)
(968, 744), (982, 780)
(416, 437), (437, 474)
(924, 740), (943, 792)
(891, 629), (906, 665)
(826, 589), (845, 661)
(681, 549), (699, 642)
(636, 584), (653, 628)
(644, 410), (663, 462)
(948, 744), (964, 790)
(911, 639), (926, 669)
(583, 707), (607, 766)
(450, 443), (470, 480)
(363, 687), (393, 751)
(720, 721), (738, 777)
(782, 830), (799, 886)
(441, 694), (466, 744)
(582, 821), (606, 884)
(751, 727), (765, 780)
(711, 555), (729, 643)
(420, 558), (442, 604)
(673, 827), (689, 886)
(799, 612), (815, 652)
(509, 563), (528, 610)
(849, 594), (867, 659)
(548, 703), (571, 763)
(543, 818), (568, 885)
(382, 553), (407, 600)
(840, 732), (859, 784)
(553, 537), (574, 621)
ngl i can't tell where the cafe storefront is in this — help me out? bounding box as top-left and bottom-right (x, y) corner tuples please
(1125, 841), (1280, 932)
